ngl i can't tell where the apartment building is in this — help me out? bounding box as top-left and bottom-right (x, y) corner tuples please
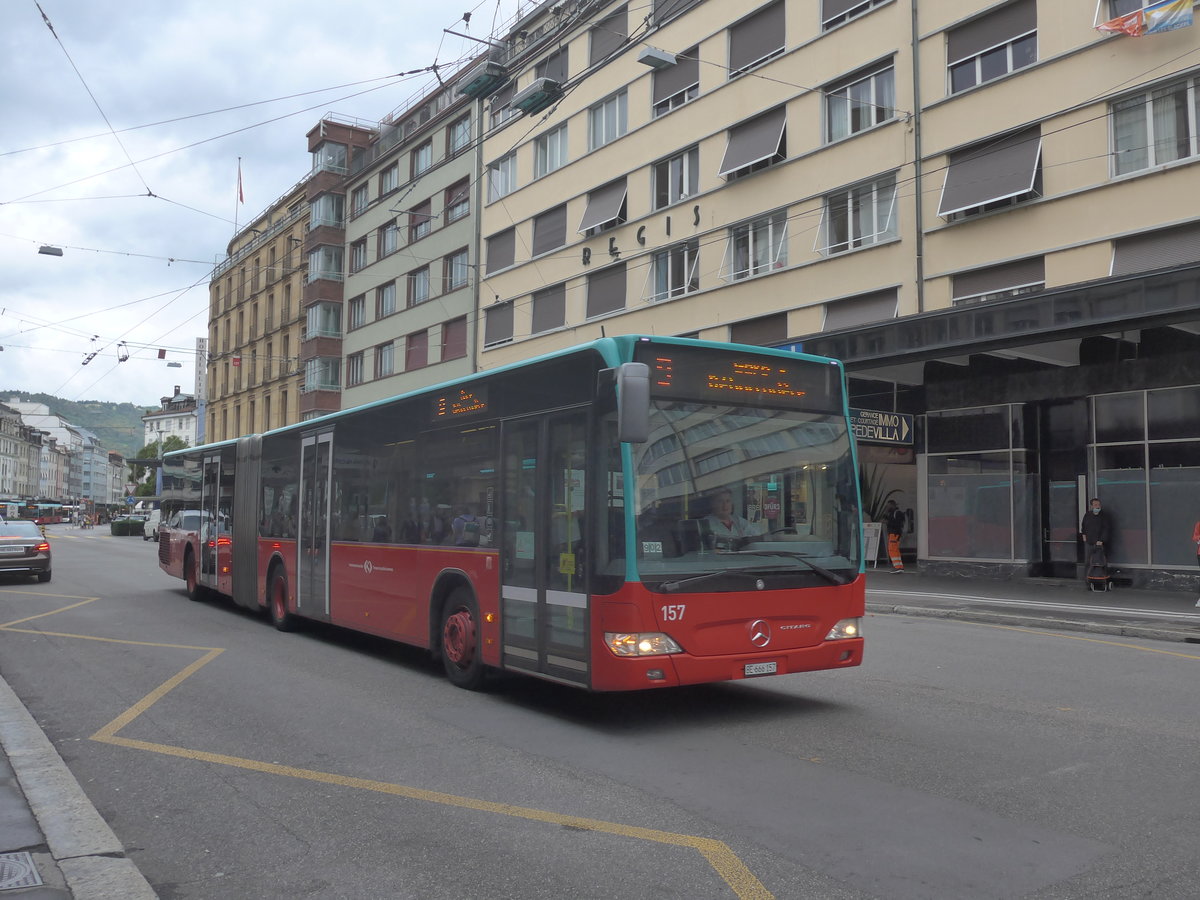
(336, 85), (479, 407)
(141, 386), (198, 448)
(471, 0), (1200, 588)
(207, 182), (309, 440)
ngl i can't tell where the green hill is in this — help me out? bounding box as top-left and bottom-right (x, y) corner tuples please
(3, 391), (148, 459)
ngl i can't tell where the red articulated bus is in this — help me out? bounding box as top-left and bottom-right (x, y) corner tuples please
(158, 336), (865, 691)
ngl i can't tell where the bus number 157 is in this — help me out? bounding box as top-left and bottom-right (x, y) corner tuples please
(661, 604), (686, 622)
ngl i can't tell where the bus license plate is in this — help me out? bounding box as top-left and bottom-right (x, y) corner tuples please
(744, 661), (777, 677)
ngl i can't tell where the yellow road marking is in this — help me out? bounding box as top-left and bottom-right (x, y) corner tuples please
(975, 621), (1200, 659)
(2, 595), (773, 899)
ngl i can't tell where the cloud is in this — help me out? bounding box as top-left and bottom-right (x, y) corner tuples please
(1, 0), (525, 406)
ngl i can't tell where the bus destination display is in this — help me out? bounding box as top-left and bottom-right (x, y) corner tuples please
(636, 344), (838, 411)
(432, 386), (489, 422)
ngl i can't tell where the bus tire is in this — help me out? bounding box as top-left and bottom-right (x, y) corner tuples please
(440, 588), (484, 690)
(268, 570), (296, 632)
(185, 549), (204, 602)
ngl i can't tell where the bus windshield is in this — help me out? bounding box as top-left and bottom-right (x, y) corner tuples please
(628, 400), (860, 589)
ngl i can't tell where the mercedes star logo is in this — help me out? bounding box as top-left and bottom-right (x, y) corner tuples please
(749, 619), (770, 648)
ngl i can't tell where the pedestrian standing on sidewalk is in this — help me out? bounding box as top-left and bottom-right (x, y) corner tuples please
(1079, 497), (1111, 582)
(883, 499), (906, 572)
(1192, 517), (1200, 606)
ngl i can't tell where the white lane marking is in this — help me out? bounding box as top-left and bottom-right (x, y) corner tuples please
(867, 589), (1200, 621)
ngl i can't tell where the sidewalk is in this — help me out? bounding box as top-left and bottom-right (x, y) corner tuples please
(865, 566), (1200, 644)
(1, 569), (1194, 899)
(0, 678), (156, 899)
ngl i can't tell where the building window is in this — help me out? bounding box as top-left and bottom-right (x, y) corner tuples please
(488, 153), (516, 201)
(952, 257), (1046, 306)
(405, 330), (429, 370)
(350, 184), (369, 217)
(589, 91), (627, 150)
(411, 140), (433, 177)
(536, 47), (569, 83)
(726, 211), (787, 280)
(822, 173), (897, 255)
(590, 5), (628, 65)
(486, 228), (515, 274)
(347, 295), (365, 330)
(409, 200), (432, 241)
(728, 2), (785, 77)
(444, 179), (470, 223)
(312, 142), (347, 174)
(374, 342), (395, 379)
(307, 246), (343, 282)
(718, 108), (786, 180)
(578, 178), (627, 234)
(377, 282), (397, 318)
(378, 219), (399, 257)
(484, 301), (514, 346)
(447, 115), (471, 156)
(310, 193), (344, 228)
(346, 352), (364, 387)
(531, 283), (566, 334)
(651, 240), (700, 301)
(306, 302), (341, 339)
(442, 316), (468, 361)
(444, 248), (469, 293)
(534, 124), (569, 178)
(822, 0), (888, 31)
(826, 62), (895, 142)
(379, 164), (398, 195)
(586, 263), (626, 318)
(938, 127), (1042, 220)
(1111, 74), (1200, 176)
(653, 145), (698, 209)
(304, 358), (340, 391)
(408, 266), (430, 307)
(532, 204), (567, 256)
(948, 0), (1037, 94)
(490, 83), (516, 129)
(349, 239), (367, 273)
(652, 46), (699, 118)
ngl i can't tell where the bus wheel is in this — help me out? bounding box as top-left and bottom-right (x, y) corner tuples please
(269, 570), (296, 632)
(185, 550), (203, 602)
(440, 588), (484, 690)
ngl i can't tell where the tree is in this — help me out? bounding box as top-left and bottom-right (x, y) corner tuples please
(128, 436), (189, 496)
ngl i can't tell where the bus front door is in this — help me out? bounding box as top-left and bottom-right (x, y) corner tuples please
(297, 432), (333, 621)
(500, 411), (589, 686)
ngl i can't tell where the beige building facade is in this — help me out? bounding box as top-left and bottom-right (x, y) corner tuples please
(207, 182), (308, 441)
(471, 0), (1200, 588)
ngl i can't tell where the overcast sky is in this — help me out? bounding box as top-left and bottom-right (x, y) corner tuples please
(0, 0), (530, 406)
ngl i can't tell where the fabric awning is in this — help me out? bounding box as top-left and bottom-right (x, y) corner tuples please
(938, 128), (1041, 217)
(578, 180), (627, 232)
(718, 107), (786, 177)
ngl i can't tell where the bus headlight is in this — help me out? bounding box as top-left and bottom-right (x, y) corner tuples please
(825, 618), (861, 640)
(605, 632), (682, 657)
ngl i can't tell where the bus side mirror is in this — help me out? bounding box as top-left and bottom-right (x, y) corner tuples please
(616, 362), (650, 443)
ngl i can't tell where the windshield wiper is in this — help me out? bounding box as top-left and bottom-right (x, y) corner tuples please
(659, 565), (795, 593)
(724, 550), (851, 586)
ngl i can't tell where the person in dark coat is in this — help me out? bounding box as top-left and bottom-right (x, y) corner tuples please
(1079, 497), (1112, 578)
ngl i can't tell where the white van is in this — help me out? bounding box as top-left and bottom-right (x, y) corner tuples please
(142, 508), (162, 541)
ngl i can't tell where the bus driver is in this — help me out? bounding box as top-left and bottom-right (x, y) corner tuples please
(704, 488), (761, 542)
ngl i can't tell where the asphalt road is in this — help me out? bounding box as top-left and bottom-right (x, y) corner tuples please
(1, 527), (1198, 899)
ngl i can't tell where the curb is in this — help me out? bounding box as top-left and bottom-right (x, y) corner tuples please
(0, 678), (158, 900)
(865, 602), (1199, 644)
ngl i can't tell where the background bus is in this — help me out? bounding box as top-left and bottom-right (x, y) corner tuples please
(158, 336), (864, 691)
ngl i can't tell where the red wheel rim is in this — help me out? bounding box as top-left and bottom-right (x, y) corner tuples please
(273, 581), (286, 621)
(443, 609), (476, 669)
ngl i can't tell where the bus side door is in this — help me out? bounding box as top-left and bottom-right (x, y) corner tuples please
(500, 410), (590, 686)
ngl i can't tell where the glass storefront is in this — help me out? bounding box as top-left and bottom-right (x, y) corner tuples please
(1093, 386), (1200, 568)
(925, 404), (1035, 561)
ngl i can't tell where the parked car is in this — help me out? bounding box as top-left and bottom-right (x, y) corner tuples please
(0, 519), (52, 582)
(142, 508), (162, 541)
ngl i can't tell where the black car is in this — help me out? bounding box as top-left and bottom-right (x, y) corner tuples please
(0, 519), (52, 582)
